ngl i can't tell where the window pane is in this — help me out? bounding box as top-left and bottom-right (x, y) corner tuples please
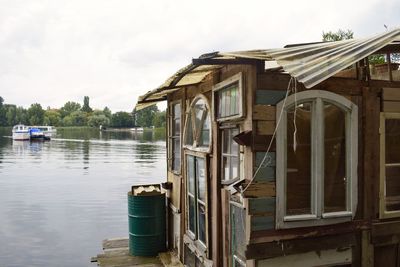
(222, 129), (230, 153)
(324, 102), (347, 213)
(188, 196), (196, 234)
(231, 128), (239, 155)
(217, 84), (239, 119)
(231, 156), (239, 181)
(222, 156), (230, 181)
(197, 158), (206, 202)
(173, 138), (180, 171)
(231, 204), (246, 261)
(199, 111), (210, 147)
(174, 103), (181, 119)
(286, 103), (312, 216)
(385, 119), (400, 164)
(187, 156), (195, 194)
(385, 119), (400, 211)
(198, 203), (206, 244)
(174, 118), (180, 136)
(185, 113), (194, 146)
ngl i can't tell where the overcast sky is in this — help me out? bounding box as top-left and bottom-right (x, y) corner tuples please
(0, 0), (398, 112)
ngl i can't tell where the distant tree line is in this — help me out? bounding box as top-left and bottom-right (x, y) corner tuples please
(0, 96), (166, 128)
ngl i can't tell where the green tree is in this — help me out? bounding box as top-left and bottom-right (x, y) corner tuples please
(60, 101), (81, 118)
(44, 110), (62, 126)
(70, 110), (88, 126)
(27, 103), (45, 125)
(81, 96), (93, 113)
(111, 111), (134, 127)
(5, 105), (17, 126)
(15, 107), (28, 125)
(88, 114), (110, 127)
(103, 106), (112, 120)
(153, 110), (166, 127)
(134, 105), (159, 127)
(0, 97), (6, 126)
(322, 29), (354, 41)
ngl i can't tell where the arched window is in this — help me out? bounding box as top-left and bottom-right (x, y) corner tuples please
(276, 90), (358, 229)
(184, 96), (211, 152)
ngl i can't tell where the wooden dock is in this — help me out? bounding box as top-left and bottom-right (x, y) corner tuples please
(91, 237), (183, 267)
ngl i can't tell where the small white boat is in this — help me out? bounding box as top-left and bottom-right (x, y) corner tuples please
(130, 127), (144, 132)
(32, 126), (57, 139)
(12, 124), (30, 140)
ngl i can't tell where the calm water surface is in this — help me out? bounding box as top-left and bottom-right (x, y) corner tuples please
(0, 127), (166, 267)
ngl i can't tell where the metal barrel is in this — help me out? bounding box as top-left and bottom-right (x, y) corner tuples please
(127, 192), (166, 256)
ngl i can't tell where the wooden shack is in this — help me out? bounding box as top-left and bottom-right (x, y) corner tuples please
(136, 28), (400, 266)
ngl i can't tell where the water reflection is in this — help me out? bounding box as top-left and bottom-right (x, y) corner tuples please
(0, 127), (166, 267)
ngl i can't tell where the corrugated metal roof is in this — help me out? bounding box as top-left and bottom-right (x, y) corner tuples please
(136, 28), (400, 108)
(220, 28), (400, 88)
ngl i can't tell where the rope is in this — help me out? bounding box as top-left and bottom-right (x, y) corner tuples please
(242, 77), (295, 194)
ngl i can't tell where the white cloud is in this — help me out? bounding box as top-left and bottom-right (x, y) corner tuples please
(0, 0), (398, 111)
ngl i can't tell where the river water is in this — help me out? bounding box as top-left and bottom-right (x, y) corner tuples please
(0, 127), (166, 267)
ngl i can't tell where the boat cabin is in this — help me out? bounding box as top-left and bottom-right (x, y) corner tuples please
(136, 29), (400, 266)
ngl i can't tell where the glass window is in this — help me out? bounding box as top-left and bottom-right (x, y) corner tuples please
(169, 102), (181, 172)
(276, 90), (358, 228)
(184, 97), (211, 151)
(222, 128), (240, 184)
(213, 72), (244, 121)
(231, 203), (246, 266)
(380, 114), (400, 217)
(186, 155), (208, 246)
(286, 103), (312, 216)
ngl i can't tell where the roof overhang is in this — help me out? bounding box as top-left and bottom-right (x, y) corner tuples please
(136, 28), (400, 110)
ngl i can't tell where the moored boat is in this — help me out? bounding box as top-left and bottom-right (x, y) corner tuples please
(29, 128), (45, 141)
(12, 124), (30, 140)
(33, 126), (57, 139)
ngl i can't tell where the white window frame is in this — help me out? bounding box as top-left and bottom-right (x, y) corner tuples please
(185, 152), (209, 254)
(183, 95), (212, 153)
(212, 72), (245, 122)
(276, 90), (358, 229)
(169, 101), (182, 174)
(221, 126), (240, 185)
(379, 112), (400, 219)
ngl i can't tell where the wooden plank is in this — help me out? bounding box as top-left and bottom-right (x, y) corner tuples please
(243, 182), (275, 198)
(221, 189), (230, 267)
(256, 248), (352, 267)
(372, 221), (400, 237)
(251, 215), (274, 231)
(249, 220), (370, 245)
(362, 87), (380, 219)
(383, 101), (400, 112)
(255, 152), (276, 167)
(253, 105), (276, 121)
(247, 197), (276, 216)
(361, 230), (374, 267)
(102, 238), (129, 250)
(383, 88), (400, 101)
(255, 90), (287, 105)
(245, 233), (356, 260)
(374, 244), (398, 266)
(253, 135), (276, 152)
(257, 73), (364, 94)
(256, 121), (276, 135)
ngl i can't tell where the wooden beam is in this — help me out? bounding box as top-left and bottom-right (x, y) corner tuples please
(253, 105), (276, 121)
(249, 220), (370, 245)
(362, 87), (380, 220)
(245, 233), (356, 260)
(192, 58), (262, 66)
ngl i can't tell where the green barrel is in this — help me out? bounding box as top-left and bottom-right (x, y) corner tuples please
(128, 192), (166, 256)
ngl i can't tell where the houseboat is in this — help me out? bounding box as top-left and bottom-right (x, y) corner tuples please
(12, 124), (30, 140)
(135, 28), (400, 266)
